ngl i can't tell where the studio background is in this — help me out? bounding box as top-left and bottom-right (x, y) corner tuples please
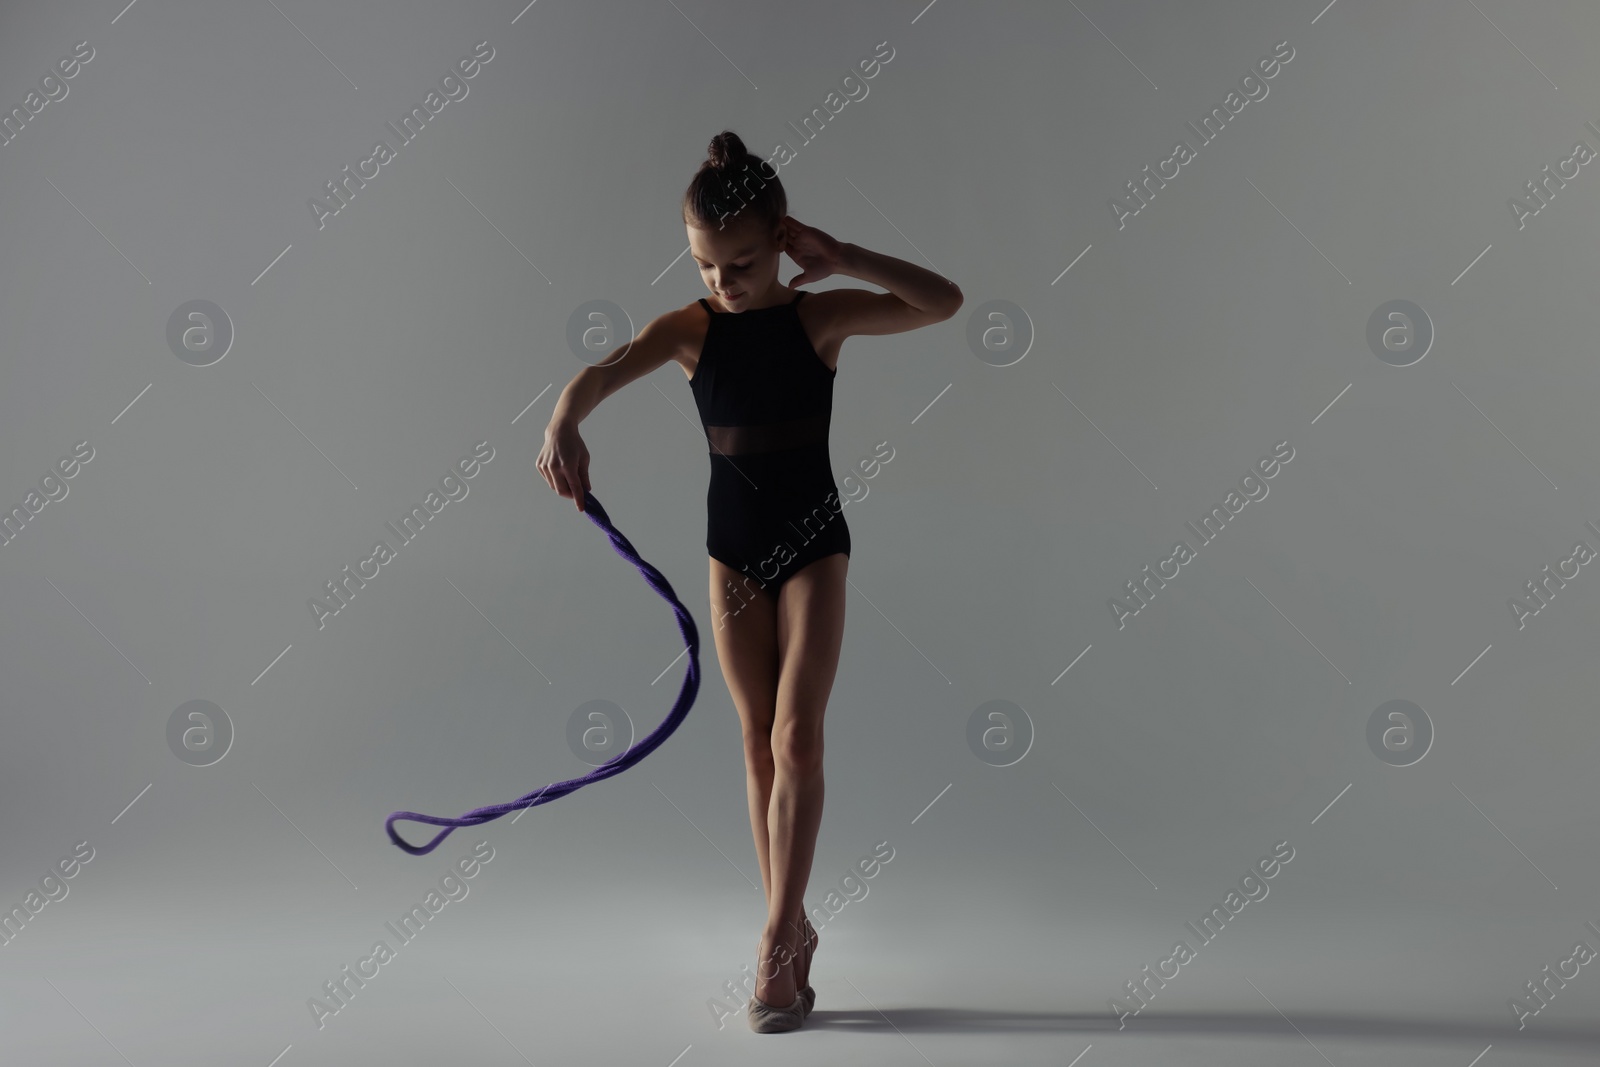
(1, 1), (1597, 1064)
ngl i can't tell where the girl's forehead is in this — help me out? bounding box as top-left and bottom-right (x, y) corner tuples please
(690, 237), (762, 262)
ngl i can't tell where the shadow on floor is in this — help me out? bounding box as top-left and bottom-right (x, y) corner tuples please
(801, 1007), (1600, 1050)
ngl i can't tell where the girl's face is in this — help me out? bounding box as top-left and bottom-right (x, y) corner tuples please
(686, 216), (785, 311)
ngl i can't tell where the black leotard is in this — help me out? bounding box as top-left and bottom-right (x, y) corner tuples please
(689, 289), (850, 602)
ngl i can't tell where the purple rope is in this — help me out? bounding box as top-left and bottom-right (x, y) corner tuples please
(385, 489), (701, 856)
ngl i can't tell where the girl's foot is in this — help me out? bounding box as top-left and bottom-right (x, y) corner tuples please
(746, 989), (806, 1034)
(753, 925), (801, 1009)
(789, 913), (813, 990)
(798, 915), (817, 1016)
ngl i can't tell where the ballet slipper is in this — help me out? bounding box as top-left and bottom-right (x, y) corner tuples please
(750, 929), (807, 1032)
(746, 991), (807, 1033)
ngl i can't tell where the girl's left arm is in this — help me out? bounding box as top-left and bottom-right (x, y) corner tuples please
(838, 242), (962, 316)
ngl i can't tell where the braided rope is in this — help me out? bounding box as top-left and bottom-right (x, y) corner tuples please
(385, 490), (701, 855)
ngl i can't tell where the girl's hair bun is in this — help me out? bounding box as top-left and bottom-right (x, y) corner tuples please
(707, 130), (748, 170)
(684, 129), (785, 230)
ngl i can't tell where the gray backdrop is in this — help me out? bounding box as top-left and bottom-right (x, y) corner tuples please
(2, 1), (1598, 1064)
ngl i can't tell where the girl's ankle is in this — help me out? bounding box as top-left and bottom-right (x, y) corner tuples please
(755, 933), (798, 997)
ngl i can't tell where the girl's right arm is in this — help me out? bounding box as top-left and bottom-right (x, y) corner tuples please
(537, 307), (693, 512)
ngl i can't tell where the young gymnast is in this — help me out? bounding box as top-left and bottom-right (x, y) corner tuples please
(536, 130), (962, 1033)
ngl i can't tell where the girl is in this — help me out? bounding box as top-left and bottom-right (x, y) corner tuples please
(536, 130), (961, 1033)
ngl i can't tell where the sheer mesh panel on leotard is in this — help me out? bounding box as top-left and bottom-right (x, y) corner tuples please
(703, 413), (831, 456)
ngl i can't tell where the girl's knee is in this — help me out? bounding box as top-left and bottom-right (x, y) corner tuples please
(771, 723), (823, 775)
(744, 730), (773, 750)
(743, 732), (775, 766)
